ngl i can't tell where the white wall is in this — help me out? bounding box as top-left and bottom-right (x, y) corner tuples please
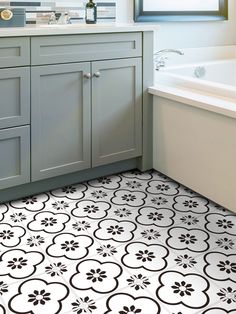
(116, 0), (236, 49)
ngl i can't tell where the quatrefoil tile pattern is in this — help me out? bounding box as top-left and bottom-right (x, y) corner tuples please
(0, 169), (235, 314)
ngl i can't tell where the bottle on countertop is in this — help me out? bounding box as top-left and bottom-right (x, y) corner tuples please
(85, 0), (97, 24)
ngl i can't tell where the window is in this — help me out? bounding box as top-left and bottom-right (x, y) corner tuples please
(134, 0), (228, 22)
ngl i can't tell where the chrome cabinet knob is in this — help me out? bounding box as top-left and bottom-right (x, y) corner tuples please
(83, 73), (91, 79)
(94, 72), (101, 78)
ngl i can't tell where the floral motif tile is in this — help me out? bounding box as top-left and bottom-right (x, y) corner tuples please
(205, 213), (236, 236)
(212, 281), (236, 311)
(9, 193), (53, 214)
(197, 307), (236, 314)
(0, 169), (235, 314)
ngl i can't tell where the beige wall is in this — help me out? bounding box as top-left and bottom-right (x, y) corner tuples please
(116, 0), (236, 49)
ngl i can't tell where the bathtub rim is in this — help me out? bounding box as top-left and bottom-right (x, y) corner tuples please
(148, 83), (236, 120)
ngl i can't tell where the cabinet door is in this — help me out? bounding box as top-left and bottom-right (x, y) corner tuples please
(0, 126), (30, 189)
(31, 63), (91, 181)
(0, 67), (30, 129)
(92, 58), (142, 167)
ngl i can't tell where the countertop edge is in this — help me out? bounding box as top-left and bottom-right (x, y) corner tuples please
(0, 23), (159, 37)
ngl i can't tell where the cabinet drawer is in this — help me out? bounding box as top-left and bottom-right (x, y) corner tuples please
(31, 32), (142, 65)
(0, 67), (30, 129)
(0, 126), (30, 189)
(0, 37), (30, 68)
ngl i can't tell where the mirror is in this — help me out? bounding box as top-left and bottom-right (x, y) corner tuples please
(134, 0), (228, 22)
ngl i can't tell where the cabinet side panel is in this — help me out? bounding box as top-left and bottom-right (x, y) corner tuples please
(138, 31), (154, 171)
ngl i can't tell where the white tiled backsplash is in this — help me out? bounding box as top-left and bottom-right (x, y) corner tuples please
(0, 0), (116, 24)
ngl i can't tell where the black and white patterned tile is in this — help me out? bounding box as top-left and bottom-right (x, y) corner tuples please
(0, 169), (236, 314)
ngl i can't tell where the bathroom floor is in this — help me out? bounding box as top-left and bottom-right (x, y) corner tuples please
(0, 169), (235, 314)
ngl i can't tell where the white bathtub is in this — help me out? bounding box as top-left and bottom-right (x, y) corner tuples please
(149, 56), (236, 213)
(156, 59), (236, 100)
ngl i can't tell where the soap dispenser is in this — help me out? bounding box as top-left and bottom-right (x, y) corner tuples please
(85, 0), (97, 24)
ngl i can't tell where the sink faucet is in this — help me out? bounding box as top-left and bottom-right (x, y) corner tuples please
(154, 49), (184, 70)
(48, 12), (57, 24)
(57, 12), (71, 24)
(48, 11), (71, 25)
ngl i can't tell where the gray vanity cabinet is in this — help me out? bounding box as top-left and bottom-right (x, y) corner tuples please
(0, 31), (153, 200)
(31, 62), (91, 181)
(92, 58), (142, 167)
(31, 33), (143, 181)
(0, 126), (30, 189)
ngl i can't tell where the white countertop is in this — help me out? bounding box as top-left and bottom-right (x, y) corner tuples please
(0, 23), (158, 37)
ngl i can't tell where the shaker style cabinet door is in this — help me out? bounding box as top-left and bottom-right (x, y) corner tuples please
(0, 67), (30, 129)
(92, 58), (143, 167)
(0, 126), (30, 189)
(31, 62), (91, 181)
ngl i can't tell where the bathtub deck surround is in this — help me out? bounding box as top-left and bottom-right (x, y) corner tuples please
(149, 49), (236, 213)
(0, 169), (235, 313)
